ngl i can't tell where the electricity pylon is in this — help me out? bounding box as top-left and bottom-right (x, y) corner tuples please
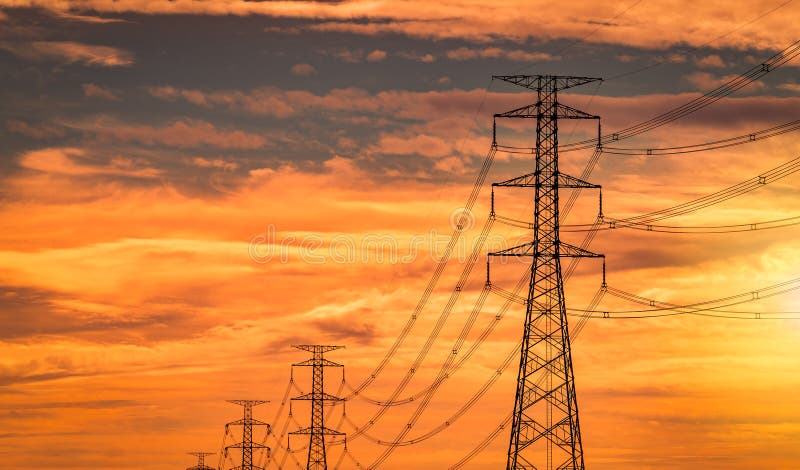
(289, 345), (345, 470)
(186, 451), (216, 470)
(488, 75), (604, 470)
(225, 400), (270, 470)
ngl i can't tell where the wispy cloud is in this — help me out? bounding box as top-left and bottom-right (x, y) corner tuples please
(49, 10), (126, 24)
(19, 147), (161, 178)
(0, 40), (134, 67)
(290, 63), (317, 76)
(82, 83), (121, 101)
(6, 120), (66, 139)
(445, 47), (555, 62)
(72, 117), (268, 150)
(695, 54), (726, 68)
(1, 1), (795, 50)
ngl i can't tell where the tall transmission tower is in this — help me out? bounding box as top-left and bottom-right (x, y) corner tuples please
(225, 400), (270, 470)
(289, 345), (345, 470)
(186, 452), (216, 470)
(488, 75), (604, 470)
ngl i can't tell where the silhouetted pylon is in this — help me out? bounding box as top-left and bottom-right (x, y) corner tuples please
(289, 345), (345, 470)
(187, 451), (216, 470)
(489, 74), (605, 470)
(225, 400), (270, 470)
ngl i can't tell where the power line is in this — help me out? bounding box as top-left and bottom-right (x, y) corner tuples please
(341, 24), (798, 437)
(606, 0), (796, 81)
(496, 118), (800, 156)
(338, 44), (800, 458)
(444, 286), (607, 469)
(296, 34), (800, 470)
(554, 39), (800, 224)
(496, 153), (800, 234)
(562, 215), (800, 234)
(492, 277), (800, 319)
(340, 0), (652, 408)
(560, 39), (800, 153)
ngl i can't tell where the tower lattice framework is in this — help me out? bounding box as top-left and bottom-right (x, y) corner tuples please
(225, 400), (270, 470)
(289, 345), (345, 470)
(488, 75), (604, 470)
(186, 451), (216, 470)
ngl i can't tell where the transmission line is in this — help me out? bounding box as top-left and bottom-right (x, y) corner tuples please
(346, 35), (799, 423)
(606, 0), (796, 81)
(561, 214), (800, 234)
(340, 284), (607, 455)
(334, 142), (798, 456)
(554, 39), (800, 222)
(433, 286), (606, 469)
(493, 277), (800, 319)
(444, 31), (800, 470)
(591, 280), (800, 319)
(497, 153), (800, 234)
(497, 118), (800, 156)
(327, 36), (800, 470)
(560, 39), (800, 153)
(344, 145), (497, 400)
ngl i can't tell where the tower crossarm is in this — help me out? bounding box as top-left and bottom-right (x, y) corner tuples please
(292, 358), (344, 368)
(292, 345), (344, 355)
(291, 392), (343, 402)
(495, 102), (599, 120)
(493, 172), (600, 188)
(186, 451), (216, 470)
(226, 441), (269, 450)
(493, 74), (601, 91)
(290, 426), (345, 437)
(226, 418), (270, 427)
(488, 242), (603, 259)
(227, 399), (269, 407)
(557, 242), (604, 258)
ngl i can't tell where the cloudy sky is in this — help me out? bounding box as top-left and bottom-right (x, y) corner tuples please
(1, 1), (800, 469)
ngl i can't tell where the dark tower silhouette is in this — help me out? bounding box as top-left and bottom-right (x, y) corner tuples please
(289, 345), (345, 470)
(186, 452), (216, 470)
(225, 400), (270, 470)
(489, 75), (604, 470)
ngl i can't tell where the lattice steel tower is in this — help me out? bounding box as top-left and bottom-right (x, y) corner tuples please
(488, 75), (604, 470)
(225, 400), (270, 470)
(186, 451), (216, 470)
(289, 345), (345, 470)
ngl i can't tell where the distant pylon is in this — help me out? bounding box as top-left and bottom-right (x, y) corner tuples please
(289, 345), (345, 470)
(186, 451), (216, 470)
(488, 75), (605, 470)
(225, 400), (270, 470)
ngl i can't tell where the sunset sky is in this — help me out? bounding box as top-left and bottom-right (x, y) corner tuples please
(1, 1), (800, 469)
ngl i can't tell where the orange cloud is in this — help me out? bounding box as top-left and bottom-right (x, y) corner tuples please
(445, 47), (555, 62)
(0, 40), (134, 67)
(144, 84), (800, 136)
(70, 117), (268, 149)
(18, 147), (160, 178)
(778, 82), (800, 93)
(6, 120), (65, 138)
(82, 83), (120, 101)
(695, 54), (726, 68)
(366, 49), (388, 62)
(683, 71), (767, 93)
(290, 63), (317, 76)
(2, 0), (797, 50)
